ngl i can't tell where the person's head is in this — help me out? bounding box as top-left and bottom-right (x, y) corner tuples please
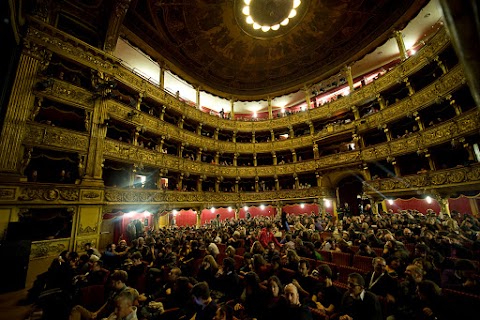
(165, 243), (173, 253)
(267, 275), (283, 297)
(131, 252), (143, 265)
(137, 237), (145, 246)
(454, 259), (477, 280)
(225, 245), (236, 257)
(347, 273), (365, 297)
(373, 257), (387, 273)
(284, 283), (300, 306)
(84, 243), (93, 250)
(268, 241), (276, 251)
(387, 255), (401, 270)
(298, 259), (309, 277)
(222, 257), (236, 272)
(92, 260), (103, 271)
(191, 282), (211, 307)
(107, 243), (116, 252)
(110, 270), (128, 290)
(203, 254), (218, 269)
(315, 264), (333, 281)
(214, 305), (230, 320)
(168, 267), (182, 282)
(118, 239), (127, 247)
(417, 280), (441, 301)
(405, 264), (424, 283)
(113, 290), (135, 318)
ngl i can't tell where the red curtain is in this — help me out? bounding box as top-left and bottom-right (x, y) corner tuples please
(283, 203), (318, 215)
(175, 209), (197, 227)
(386, 198), (441, 214)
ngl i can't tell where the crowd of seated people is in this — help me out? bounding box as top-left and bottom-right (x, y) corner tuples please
(27, 208), (480, 319)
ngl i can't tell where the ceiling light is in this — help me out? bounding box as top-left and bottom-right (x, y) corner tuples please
(288, 9), (297, 18)
(293, 0), (302, 9)
(243, 0), (251, 5)
(300, 203), (305, 208)
(280, 18), (289, 26)
(210, 207), (215, 212)
(253, 22), (261, 30)
(246, 16), (254, 24)
(271, 24), (280, 30)
(228, 207), (232, 212)
(261, 26), (270, 32)
(243, 206), (248, 211)
(260, 204), (265, 210)
(172, 209), (178, 216)
(426, 196), (432, 204)
(242, 6), (250, 16)
(388, 199), (394, 205)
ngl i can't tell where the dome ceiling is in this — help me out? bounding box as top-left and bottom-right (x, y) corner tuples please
(121, 0), (428, 99)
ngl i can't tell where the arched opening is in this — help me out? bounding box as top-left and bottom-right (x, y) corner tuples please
(336, 175), (366, 216)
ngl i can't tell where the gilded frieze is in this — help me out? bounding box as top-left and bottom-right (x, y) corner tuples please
(76, 238), (98, 252)
(24, 124), (89, 152)
(0, 188), (16, 200)
(80, 189), (103, 201)
(365, 164), (480, 193)
(18, 187), (79, 202)
(30, 239), (70, 259)
(77, 224), (98, 236)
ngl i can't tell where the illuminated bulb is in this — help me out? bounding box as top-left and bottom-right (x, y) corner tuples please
(271, 24), (280, 30)
(324, 199), (331, 208)
(410, 49), (416, 55)
(293, 0), (301, 8)
(144, 211), (151, 217)
(243, 0), (251, 5)
(172, 209), (178, 216)
(280, 18), (289, 26)
(210, 207), (215, 212)
(301, 105), (306, 111)
(261, 25), (271, 32)
(288, 9), (297, 18)
(300, 204), (305, 209)
(388, 199), (394, 205)
(228, 207), (232, 212)
(260, 205), (265, 210)
(253, 22), (261, 30)
(242, 6), (250, 16)
(426, 196), (432, 204)
(253, 112), (257, 118)
(243, 206), (248, 211)
(246, 16), (254, 24)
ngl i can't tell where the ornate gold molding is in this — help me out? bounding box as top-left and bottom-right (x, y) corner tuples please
(365, 163), (480, 195)
(23, 123), (89, 152)
(30, 239), (70, 259)
(25, 18), (449, 132)
(18, 186), (80, 202)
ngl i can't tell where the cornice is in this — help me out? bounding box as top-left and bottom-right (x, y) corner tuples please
(23, 123), (89, 152)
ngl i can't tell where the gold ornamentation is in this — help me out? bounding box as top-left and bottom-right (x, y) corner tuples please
(0, 188), (16, 200)
(30, 239), (69, 259)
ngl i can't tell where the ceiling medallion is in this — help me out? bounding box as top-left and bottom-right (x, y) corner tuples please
(242, 0), (302, 32)
(235, 0), (310, 39)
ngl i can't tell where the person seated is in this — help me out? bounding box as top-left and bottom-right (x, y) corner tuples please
(364, 257), (397, 303)
(197, 255), (219, 286)
(310, 264), (342, 316)
(356, 243), (378, 258)
(441, 258), (480, 294)
(215, 257), (241, 302)
(233, 272), (268, 320)
(292, 259), (319, 304)
(239, 252), (254, 276)
(264, 241), (281, 263)
(101, 289), (138, 320)
(191, 282), (218, 320)
(339, 272), (382, 320)
(266, 283), (313, 320)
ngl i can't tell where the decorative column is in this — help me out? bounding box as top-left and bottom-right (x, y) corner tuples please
(288, 125), (294, 138)
(82, 71), (111, 185)
(135, 92), (143, 110)
(303, 85), (312, 108)
(215, 177), (221, 192)
(351, 106), (360, 120)
(377, 94), (386, 110)
(235, 177), (240, 192)
(178, 143), (184, 158)
(196, 148), (202, 162)
(230, 98), (235, 119)
(363, 163), (372, 181)
(177, 172), (184, 190)
(177, 116), (185, 129)
(404, 77), (415, 96)
(255, 176), (259, 192)
(344, 65), (354, 92)
(313, 143), (319, 159)
(447, 95), (462, 116)
(214, 128), (219, 140)
(425, 150), (436, 171)
(394, 30), (408, 61)
(233, 153), (238, 166)
(308, 121), (314, 135)
(413, 112), (425, 130)
(383, 126), (392, 141)
(160, 105), (166, 120)
(274, 175), (280, 191)
(196, 86), (201, 109)
(270, 130), (275, 142)
(232, 131), (237, 143)
(157, 136), (165, 152)
(197, 123), (203, 135)
(133, 127), (140, 146)
(293, 173), (299, 189)
(268, 97), (273, 119)
(437, 196), (451, 217)
(391, 158), (401, 177)
(196, 210), (202, 229)
(291, 149), (297, 162)
(434, 56), (448, 74)
(197, 175), (204, 192)
(332, 199), (339, 220)
(234, 206), (240, 220)
(215, 152), (220, 165)
(159, 62), (165, 90)
(370, 200), (380, 216)
(253, 153), (257, 167)
(315, 171), (322, 187)
(272, 151), (277, 165)
(252, 132), (256, 143)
